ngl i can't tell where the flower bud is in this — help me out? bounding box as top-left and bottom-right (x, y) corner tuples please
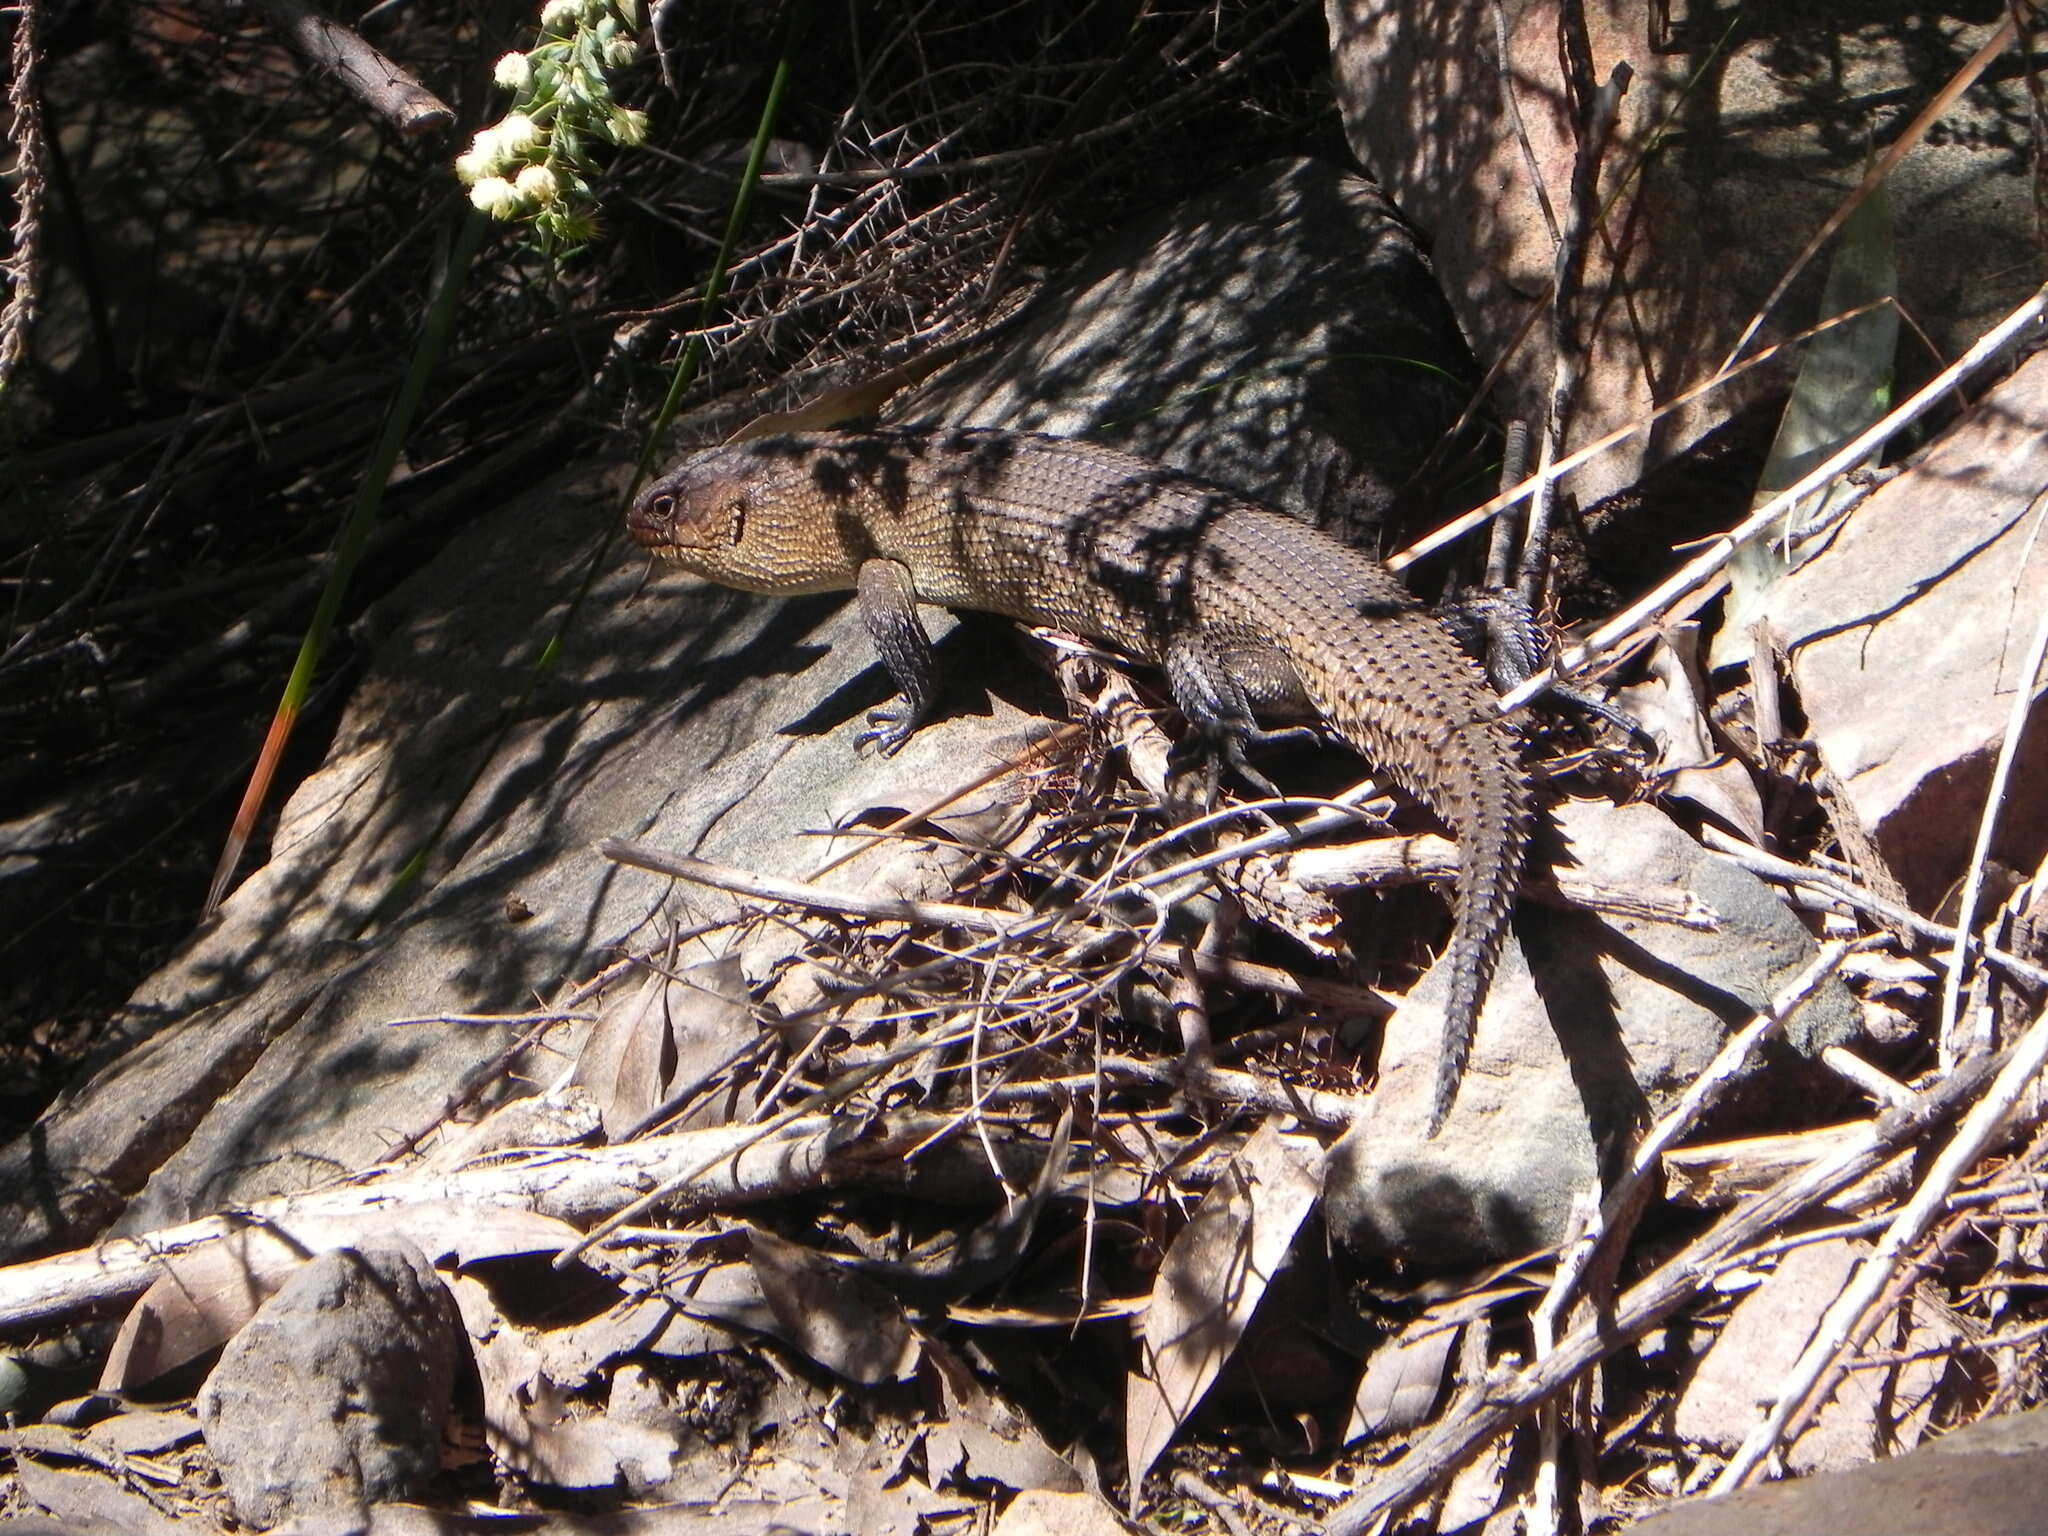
(468, 176), (524, 219)
(605, 106), (649, 146)
(493, 52), (532, 91)
(495, 111), (545, 156)
(514, 163), (560, 203)
(453, 127), (502, 183)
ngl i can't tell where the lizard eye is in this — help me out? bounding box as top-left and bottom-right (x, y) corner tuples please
(648, 493), (676, 522)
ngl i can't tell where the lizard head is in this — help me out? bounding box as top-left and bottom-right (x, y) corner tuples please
(628, 439), (865, 594)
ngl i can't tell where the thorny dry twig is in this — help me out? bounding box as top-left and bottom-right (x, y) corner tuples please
(1517, 280), (2048, 703)
(581, 650), (2026, 1529)
(0, 0), (42, 393)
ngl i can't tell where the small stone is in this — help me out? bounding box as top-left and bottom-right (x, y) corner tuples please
(197, 1242), (460, 1529)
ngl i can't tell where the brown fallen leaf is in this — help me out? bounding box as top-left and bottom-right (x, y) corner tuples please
(100, 1224), (309, 1393)
(13, 1452), (188, 1535)
(574, 955), (752, 1142)
(1123, 1118), (1325, 1506)
(747, 1226), (920, 1384)
(1617, 625), (1767, 844)
(99, 1203), (585, 1392)
(923, 1335), (1086, 1494)
(446, 1269), (680, 1491)
(991, 1487), (1137, 1536)
(1675, 1235), (1955, 1473)
(1347, 1313), (1459, 1443)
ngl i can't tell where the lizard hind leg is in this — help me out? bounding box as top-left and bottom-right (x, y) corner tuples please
(1162, 630), (1319, 803)
(1441, 585), (1657, 752)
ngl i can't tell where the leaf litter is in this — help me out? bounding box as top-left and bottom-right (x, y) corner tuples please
(9, 622), (2043, 1536)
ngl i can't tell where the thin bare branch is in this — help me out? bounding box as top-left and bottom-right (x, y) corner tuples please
(246, 0), (454, 135)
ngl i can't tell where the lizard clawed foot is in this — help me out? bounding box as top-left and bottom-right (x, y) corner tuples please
(1164, 727), (1313, 830)
(1441, 584), (1657, 755)
(857, 702), (920, 756)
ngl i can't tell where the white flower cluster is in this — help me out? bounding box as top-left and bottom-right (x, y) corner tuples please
(452, 0), (650, 249)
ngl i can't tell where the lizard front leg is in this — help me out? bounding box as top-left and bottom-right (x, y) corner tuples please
(855, 557), (937, 755)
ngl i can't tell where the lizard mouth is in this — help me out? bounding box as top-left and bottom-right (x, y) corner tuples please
(625, 493), (677, 551)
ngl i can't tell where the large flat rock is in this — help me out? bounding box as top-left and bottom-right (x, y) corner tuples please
(1770, 352), (2048, 904)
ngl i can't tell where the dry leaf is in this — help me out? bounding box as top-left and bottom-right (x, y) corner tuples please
(574, 956), (751, 1141)
(851, 1104), (1074, 1305)
(842, 1453), (966, 1536)
(535, 1288), (738, 1381)
(1225, 846), (1349, 957)
(924, 1337), (1084, 1493)
(572, 968), (673, 1141)
(1347, 1316), (1459, 1442)
(84, 1409), (200, 1459)
(446, 1270), (679, 1490)
(652, 1250), (779, 1339)
(13, 1454), (187, 1535)
(1675, 1236), (1955, 1472)
(1617, 626), (1767, 842)
(419, 1089), (602, 1173)
(1438, 1429), (1512, 1531)
(991, 1488), (1134, 1536)
(747, 1227), (920, 1384)
(100, 1224), (310, 1392)
(101, 1200), (594, 1388)
(1123, 1119), (1325, 1504)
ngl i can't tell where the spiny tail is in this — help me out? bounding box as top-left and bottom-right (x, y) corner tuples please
(1426, 721), (1530, 1135)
